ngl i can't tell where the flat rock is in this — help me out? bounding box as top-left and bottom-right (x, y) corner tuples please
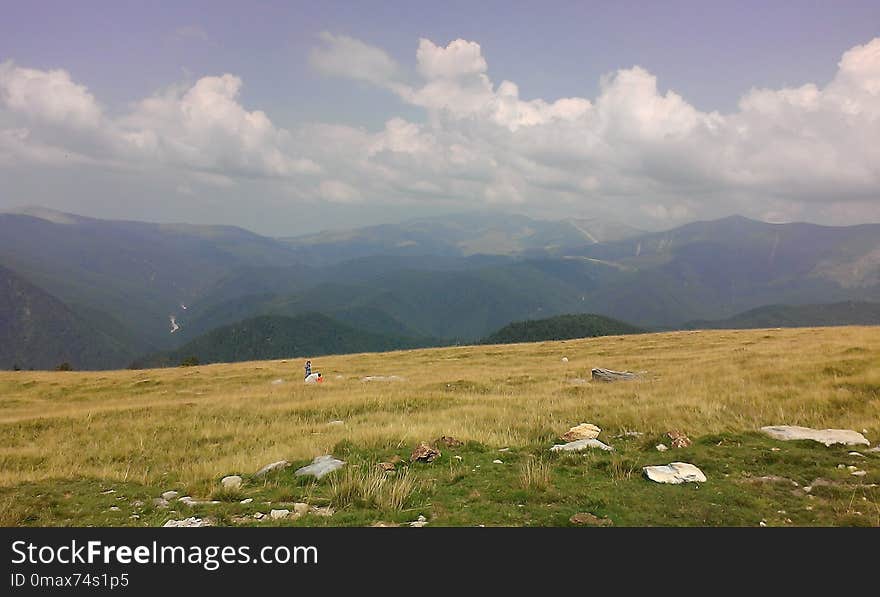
(221, 475), (242, 490)
(270, 509), (290, 520)
(409, 515), (428, 528)
(254, 460), (290, 477)
(161, 490), (179, 501)
(152, 498), (169, 509)
(655, 444), (669, 452)
(760, 426), (870, 447)
(270, 378), (284, 385)
(178, 496), (220, 506)
(643, 462), (707, 484)
(293, 503), (310, 516)
(163, 517), (212, 528)
(240, 498), (253, 504)
(295, 455), (345, 479)
(561, 423), (601, 442)
(569, 512), (613, 526)
(591, 368), (638, 382)
(550, 438), (613, 452)
(361, 375), (405, 382)
(492, 459), (503, 464)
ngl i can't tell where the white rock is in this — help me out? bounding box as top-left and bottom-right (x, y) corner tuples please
(760, 425), (870, 447)
(656, 444), (669, 452)
(254, 460), (290, 477)
(454, 455), (463, 461)
(221, 475), (242, 490)
(163, 517), (212, 528)
(178, 496), (220, 506)
(493, 459), (503, 464)
(361, 375), (405, 382)
(848, 452), (865, 457)
(561, 423), (601, 441)
(851, 470), (867, 477)
(152, 498), (169, 508)
(253, 512), (265, 520)
(409, 515), (428, 528)
(562, 357), (569, 363)
(847, 465), (858, 471)
(109, 506), (120, 512)
(293, 503), (310, 516)
(295, 455), (345, 479)
(270, 509), (290, 520)
(240, 498), (253, 504)
(270, 378), (284, 385)
(550, 438), (614, 452)
(869, 446), (880, 453)
(161, 490), (179, 501)
(643, 462), (707, 484)
(327, 420), (344, 426)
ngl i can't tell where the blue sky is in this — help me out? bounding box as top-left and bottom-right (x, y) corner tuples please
(1, 1), (879, 234)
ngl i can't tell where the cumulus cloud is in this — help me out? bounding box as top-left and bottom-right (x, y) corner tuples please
(2, 36), (880, 227)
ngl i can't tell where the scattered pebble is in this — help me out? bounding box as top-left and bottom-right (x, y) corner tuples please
(270, 509), (290, 520)
(655, 444), (669, 452)
(493, 459), (503, 464)
(161, 490), (179, 501)
(240, 498), (253, 504)
(409, 515), (428, 528)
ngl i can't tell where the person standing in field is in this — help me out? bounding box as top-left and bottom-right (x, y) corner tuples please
(304, 360), (312, 379)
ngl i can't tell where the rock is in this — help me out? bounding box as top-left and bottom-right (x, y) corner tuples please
(163, 517), (212, 528)
(152, 498), (169, 509)
(328, 420), (344, 426)
(562, 357), (569, 363)
(161, 490), (179, 501)
(643, 462), (707, 484)
(760, 426), (870, 447)
(310, 506), (335, 517)
(253, 512), (265, 520)
(591, 368), (638, 382)
(254, 460), (290, 478)
(295, 455), (346, 479)
(498, 447), (510, 452)
(615, 431), (644, 439)
(561, 423), (601, 442)
(109, 506), (120, 512)
(869, 446), (880, 453)
(377, 462), (396, 472)
(569, 512), (613, 526)
(655, 444), (669, 452)
(851, 470), (867, 477)
(270, 509), (290, 520)
(100, 489), (115, 495)
(493, 459), (504, 464)
(409, 515), (428, 528)
(293, 503), (310, 516)
(435, 435), (463, 447)
(361, 375), (405, 382)
(454, 455), (463, 461)
(667, 430), (692, 449)
(411, 442), (441, 463)
(131, 500), (145, 508)
(550, 438), (613, 452)
(221, 475), (242, 490)
(270, 378), (284, 385)
(849, 452), (865, 457)
(178, 496), (221, 506)
(372, 521), (400, 527)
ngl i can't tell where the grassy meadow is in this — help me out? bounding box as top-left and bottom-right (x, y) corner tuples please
(0, 326), (878, 527)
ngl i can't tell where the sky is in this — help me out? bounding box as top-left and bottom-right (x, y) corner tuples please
(1, 0), (879, 236)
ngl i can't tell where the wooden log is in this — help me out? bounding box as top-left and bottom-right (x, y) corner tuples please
(591, 367), (638, 382)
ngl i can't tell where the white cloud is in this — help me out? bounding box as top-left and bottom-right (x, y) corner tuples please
(309, 32), (403, 88)
(2, 36), (880, 228)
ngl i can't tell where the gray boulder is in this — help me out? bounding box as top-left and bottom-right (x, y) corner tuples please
(295, 455), (345, 479)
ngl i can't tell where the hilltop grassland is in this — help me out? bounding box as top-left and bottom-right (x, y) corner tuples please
(0, 326), (878, 527)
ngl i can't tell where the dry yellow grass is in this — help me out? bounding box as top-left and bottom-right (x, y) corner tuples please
(0, 326), (878, 494)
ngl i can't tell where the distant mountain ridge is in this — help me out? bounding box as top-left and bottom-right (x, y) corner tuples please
(482, 313), (645, 344)
(133, 313), (436, 368)
(684, 301), (880, 330)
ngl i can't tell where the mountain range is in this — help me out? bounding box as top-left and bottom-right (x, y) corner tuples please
(2, 206), (879, 369)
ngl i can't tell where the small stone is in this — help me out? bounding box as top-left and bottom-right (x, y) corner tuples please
(109, 506), (120, 512)
(328, 420), (344, 426)
(561, 357), (569, 363)
(253, 512), (265, 520)
(221, 475), (243, 490)
(561, 423), (601, 442)
(838, 464), (846, 469)
(569, 512), (613, 526)
(163, 517), (212, 528)
(293, 503), (310, 516)
(378, 462), (396, 472)
(550, 438), (613, 452)
(131, 500), (144, 508)
(295, 455), (345, 479)
(270, 509), (290, 520)
(656, 443), (669, 452)
(270, 378), (284, 385)
(759, 521), (767, 527)
(493, 459), (503, 464)
(851, 470), (867, 477)
(409, 515), (428, 528)
(643, 462), (707, 484)
(667, 430), (691, 448)
(254, 460), (290, 478)
(848, 452), (865, 457)
(411, 442), (441, 463)
(100, 489), (115, 495)
(152, 498), (169, 509)
(161, 490), (179, 501)
(847, 465), (858, 471)
(240, 498), (253, 504)
(372, 521), (399, 527)
(130, 514), (140, 519)
(498, 447), (510, 452)
(454, 455), (463, 461)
